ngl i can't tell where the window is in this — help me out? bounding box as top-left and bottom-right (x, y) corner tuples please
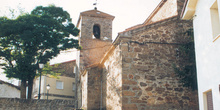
(72, 83), (76, 91)
(93, 24), (100, 39)
(56, 81), (63, 89)
(204, 90), (214, 110)
(210, 0), (220, 41)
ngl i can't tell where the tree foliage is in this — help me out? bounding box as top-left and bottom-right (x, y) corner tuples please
(0, 5), (80, 98)
(173, 28), (198, 90)
(39, 62), (63, 79)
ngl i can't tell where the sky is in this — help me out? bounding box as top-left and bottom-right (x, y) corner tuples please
(0, 0), (161, 84)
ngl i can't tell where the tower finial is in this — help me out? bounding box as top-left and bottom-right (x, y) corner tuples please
(93, 0), (98, 10)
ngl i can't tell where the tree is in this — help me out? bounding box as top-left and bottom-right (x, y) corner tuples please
(40, 62), (62, 79)
(0, 5), (80, 99)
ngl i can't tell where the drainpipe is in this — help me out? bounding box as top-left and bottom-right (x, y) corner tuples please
(75, 66), (78, 109)
(100, 75), (103, 110)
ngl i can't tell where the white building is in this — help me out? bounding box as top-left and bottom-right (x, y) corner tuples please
(182, 0), (220, 110)
(0, 80), (20, 98)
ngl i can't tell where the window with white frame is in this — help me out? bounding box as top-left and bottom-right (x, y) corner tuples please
(203, 90), (214, 110)
(210, 0), (220, 41)
(56, 81), (63, 89)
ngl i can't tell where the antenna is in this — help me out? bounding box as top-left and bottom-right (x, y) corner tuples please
(93, 0), (98, 10)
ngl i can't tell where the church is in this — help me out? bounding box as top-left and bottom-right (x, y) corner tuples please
(75, 0), (199, 109)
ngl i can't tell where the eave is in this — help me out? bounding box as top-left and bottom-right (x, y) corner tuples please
(181, 0), (198, 20)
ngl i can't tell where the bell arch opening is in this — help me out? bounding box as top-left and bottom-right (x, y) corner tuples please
(93, 24), (100, 39)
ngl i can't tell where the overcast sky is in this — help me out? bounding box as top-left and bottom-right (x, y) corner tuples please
(0, 0), (161, 83)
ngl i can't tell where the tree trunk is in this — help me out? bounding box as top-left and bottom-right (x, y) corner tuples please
(27, 78), (34, 99)
(20, 79), (26, 99)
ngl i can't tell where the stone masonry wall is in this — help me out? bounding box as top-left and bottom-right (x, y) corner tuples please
(80, 72), (88, 109)
(81, 16), (113, 40)
(80, 39), (112, 67)
(0, 98), (75, 110)
(78, 10), (114, 110)
(118, 17), (199, 110)
(87, 67), (102, 110)
(79, 13), (113, 71)
(102, 45), (123, 110)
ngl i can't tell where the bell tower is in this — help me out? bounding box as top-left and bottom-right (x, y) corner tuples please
(77, 8), (114, 41)
(76, 8), (115, 70)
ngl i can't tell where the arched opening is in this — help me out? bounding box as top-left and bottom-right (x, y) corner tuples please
(93, 24), (100, 39)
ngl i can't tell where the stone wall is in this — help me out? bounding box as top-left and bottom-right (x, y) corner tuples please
(80, 39), (112, 67)
(79, 12), (113, 70)
(0, 98), (75, 110)
(118, 17), (199, 110)
(81, 16), (113, 40)
(87, 67), (102, 110)
(102, 45), (123, 110)
(80, 71), (88, 109)
(77, 9), (114, 110)
(80, 67), (103, 110)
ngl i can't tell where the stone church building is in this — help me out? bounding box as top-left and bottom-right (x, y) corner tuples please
(75, 0), (199, 109)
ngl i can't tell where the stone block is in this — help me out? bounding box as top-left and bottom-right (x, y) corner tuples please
(122, 104), (138, 110)
(145, 87), (153, 91)
(138, 54), (148, 59)
(122, 85), (130, 90)
(157, 97), (164, 101)
(134, 47), (142, 52)
(147, 98), (156, 105)
(122, 63), (130, 68)
(165, 96), (172, 103)
(155, 87), (165, 94)
(140, 82), (147, 87)
(122, 74), (128, 79)
(122, 91), (135, 96)
(122, 97), (129, 104)
(174, 88), (183, 92)
(145, 75), (156, 81)
(134, 75), (140, 80)
(123, 58), (132, 63)
(122, 79), (137, 85)
(182, 96), (190, 100)
(132, 86), (141, 91)
(131, 98), (147, 103)
(129, 74), (134, 79)
(121, 45), (128, 51)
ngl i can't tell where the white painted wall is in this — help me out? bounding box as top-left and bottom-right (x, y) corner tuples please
(192, 0), (220, 109)
(0, 84), (20, 98)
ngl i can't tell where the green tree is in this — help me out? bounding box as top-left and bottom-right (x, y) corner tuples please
(0, 5), (80, 99)
(40, 62), (62, 79)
